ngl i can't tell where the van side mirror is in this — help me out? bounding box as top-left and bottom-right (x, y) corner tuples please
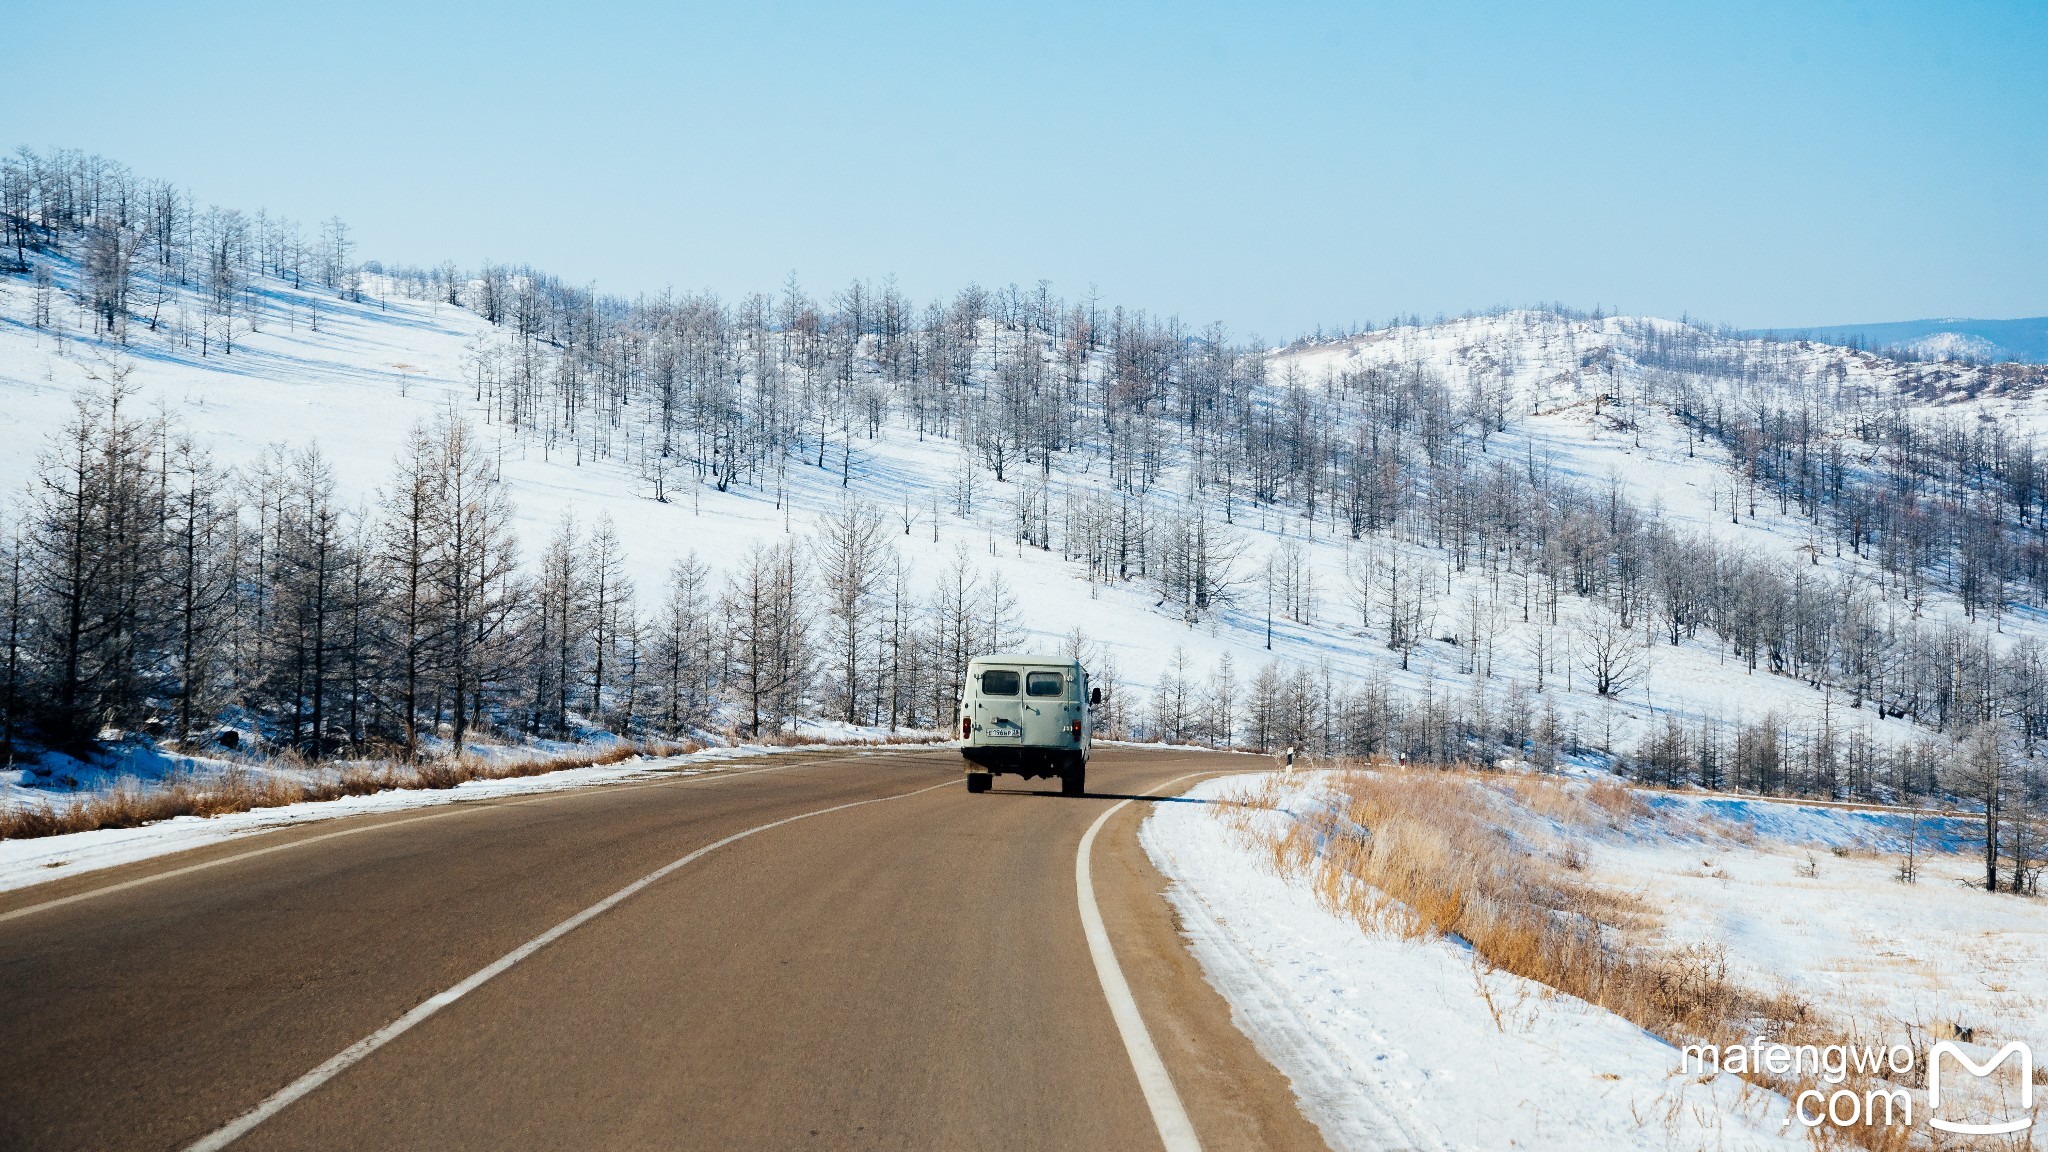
(1090, 687), (1102, 705)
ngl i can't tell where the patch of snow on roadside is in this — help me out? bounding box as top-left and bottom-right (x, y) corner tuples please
(1141, 772), (1806, 1152)
(0, 741), (913, 895)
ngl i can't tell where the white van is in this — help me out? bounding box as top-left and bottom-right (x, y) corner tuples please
(959, 654), (1096, 795)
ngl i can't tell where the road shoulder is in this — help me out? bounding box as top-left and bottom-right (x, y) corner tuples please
(1094, 770), (1333, 1152)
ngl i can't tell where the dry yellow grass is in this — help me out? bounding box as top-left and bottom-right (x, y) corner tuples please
(1228, 764), (1923, 1151)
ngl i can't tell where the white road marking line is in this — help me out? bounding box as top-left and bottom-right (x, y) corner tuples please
(0, 755), (877, 925)
(1077, 772), (1209, 1152)
(181, 775), (958, 1152)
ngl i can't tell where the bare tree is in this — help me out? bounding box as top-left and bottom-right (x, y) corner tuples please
(427, 417), (520, 752)
(1203, 653), (1239, 747)
(161, 432), (235, 742)
(0, 518), (25, 763)
(1575, 606), (1647, 698)
(1959, 722), (2008, 893)
(585, 514), (633, 730)
(1158, 502), (1246, 619)
(276, 445), (349, 754)
(813, 497), (888, 723)
(379, 423), (440, 756)
(652, 552), (716, 734)
(1377, 543), (1439, 671)
(82, 221), (134, 339)
(1150, 645), (1195, 742)
(721, 540), (810, 737)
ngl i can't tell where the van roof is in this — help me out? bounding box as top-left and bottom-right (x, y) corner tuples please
(968, 653), (1081, 667)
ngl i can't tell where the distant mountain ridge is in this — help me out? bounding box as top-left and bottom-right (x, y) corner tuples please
(1745, 316), (2048, 364)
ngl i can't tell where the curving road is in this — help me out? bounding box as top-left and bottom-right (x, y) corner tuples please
(0, 747), (1328, 1151)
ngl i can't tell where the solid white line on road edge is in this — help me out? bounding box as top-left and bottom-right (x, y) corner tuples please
(180, 775), (958, 1152)
(0, 754), (875, 926)
(1077, 773), (1209, 1152)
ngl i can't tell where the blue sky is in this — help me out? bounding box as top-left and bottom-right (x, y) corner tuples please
(11, 0), (2044, 338)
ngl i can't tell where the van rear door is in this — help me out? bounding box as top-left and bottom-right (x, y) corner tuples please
(1021, 668), (1072, 745)
(974, 667), (1025, 742)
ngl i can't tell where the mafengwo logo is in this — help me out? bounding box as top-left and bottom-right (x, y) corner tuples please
(1928, 1040), (2033, 1136)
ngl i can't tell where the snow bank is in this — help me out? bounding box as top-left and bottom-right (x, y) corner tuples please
(0, 741), (917, 895)
(1140, 773), (1804, 1151)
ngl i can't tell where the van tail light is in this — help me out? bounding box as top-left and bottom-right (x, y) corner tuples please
(1071, 720), (1083, 739)
(962, 717), (973, 738)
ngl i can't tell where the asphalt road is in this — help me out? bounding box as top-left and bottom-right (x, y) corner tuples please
(0, 747), (1329, 1151)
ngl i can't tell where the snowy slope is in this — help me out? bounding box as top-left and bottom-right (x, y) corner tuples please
(1150, 769), (2048, 1149)
(1270, 314), (2048, 728)
(5, 273), (2044, 795)
(1142, 772), (1807, 1151)
(1584, 793), (2048, 1063)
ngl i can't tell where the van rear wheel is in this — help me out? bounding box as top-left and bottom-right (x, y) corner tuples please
(1060, 768), (1085, 797)
(966, 772), (991, 793)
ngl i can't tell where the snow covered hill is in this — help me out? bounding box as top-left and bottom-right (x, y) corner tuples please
(3, 190), (2046, 815)
(1747, 316), (2048, 365)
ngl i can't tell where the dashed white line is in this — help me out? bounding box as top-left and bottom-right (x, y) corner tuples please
(179, 775), (957, 1152)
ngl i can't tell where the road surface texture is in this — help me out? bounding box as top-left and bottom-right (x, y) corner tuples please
(0, 747), (1329, 1151)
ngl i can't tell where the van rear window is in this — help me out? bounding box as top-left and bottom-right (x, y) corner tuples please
(980, 670), (1020, 696)
(1026, 672), (1064, 697)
